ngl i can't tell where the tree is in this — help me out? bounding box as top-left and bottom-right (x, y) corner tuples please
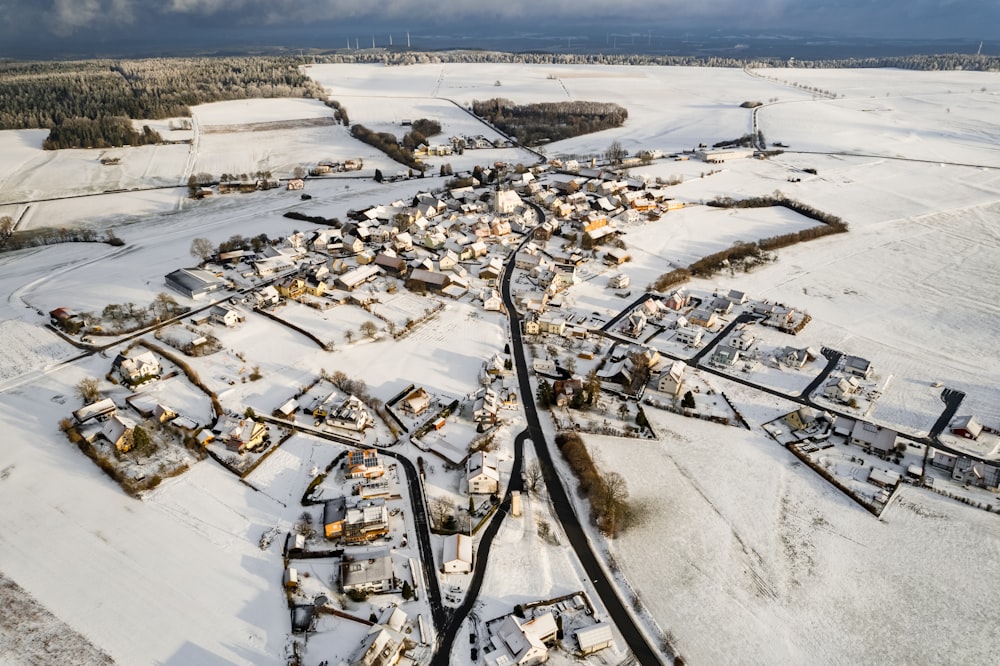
(401, 580), (414, 600)
(293, 166), (306, 179)
(190, 237), (214, 262)
(584, 369), (602, 407)
(374, 168), (384, 183)
(0, 215), (13, 239)
(600, 471), (629, 536)
(429, 497), (452, 529)
(360, 321), (378, 339)
(76, 377), (100, 405)
(682, 390), (696, 409)
(536, 380), (554, 408)
(131, 426), (155, 459)
(344, 330), (354, 343)
(605, 139), (626, 166)
(152, 292), (179, 320)
(525, 462), (543, 493)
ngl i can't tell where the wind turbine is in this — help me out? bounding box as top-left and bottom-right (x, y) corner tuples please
(407, 32), (411, 48)
(977, 41), (983, 56)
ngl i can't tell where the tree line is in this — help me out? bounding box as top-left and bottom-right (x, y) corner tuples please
(350, 124), (424, 170)
(471, 98), (628, 147)
(322, 49), (1000, 73)
(0, 56), (341, 149)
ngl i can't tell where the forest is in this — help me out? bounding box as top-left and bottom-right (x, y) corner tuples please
(471, 99), (627, 147)
(0, 57), (334, 149)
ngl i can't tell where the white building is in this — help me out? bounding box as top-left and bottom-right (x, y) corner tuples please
(575, 623), (614, 656)
(467, 451), (500, 494)
(484, 612), (558, 666)
(442, 533), (474, 574)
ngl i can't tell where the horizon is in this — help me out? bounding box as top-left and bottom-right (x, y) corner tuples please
(2, 1), (999, 60)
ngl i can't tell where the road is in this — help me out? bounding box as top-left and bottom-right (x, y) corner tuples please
(501, 230), (668, 664)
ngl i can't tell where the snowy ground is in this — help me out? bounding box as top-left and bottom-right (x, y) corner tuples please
(1, 61), (1000, 665)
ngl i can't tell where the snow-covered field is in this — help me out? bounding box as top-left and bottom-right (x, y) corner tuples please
(1, 61), (1000, 664)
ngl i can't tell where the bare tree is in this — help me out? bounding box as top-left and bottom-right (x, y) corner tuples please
(190, 237), (215, 263)
(525, 462), (543, 493)
(600, 471), (629, 536)
(360, 321), (378, 339)
(605, 139), (626, 166)
(0, 215), (13, 238)
(75, 377), (101, 405)
(429, 497), (452, 529)
(293, 166), (306, 179)
(344, 330), (354, 343)
(152, 292), (179, 320)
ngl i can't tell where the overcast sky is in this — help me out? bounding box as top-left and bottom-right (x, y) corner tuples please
(2, 0), (998, 58)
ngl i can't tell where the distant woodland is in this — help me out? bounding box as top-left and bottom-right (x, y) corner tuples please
(471, 99), (627, 146)
(0, 57), (340, 149)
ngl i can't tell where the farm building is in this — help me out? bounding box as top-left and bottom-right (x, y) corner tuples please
(575, 623), (614, 655)
(164, 268), (227, 299)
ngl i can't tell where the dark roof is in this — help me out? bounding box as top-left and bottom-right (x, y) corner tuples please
(323, 497), (347, 525)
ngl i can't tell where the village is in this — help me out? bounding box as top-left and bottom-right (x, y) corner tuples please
(44, 136), (1000, 665)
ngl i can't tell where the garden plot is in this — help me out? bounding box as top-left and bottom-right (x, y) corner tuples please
(244, 433), (343, 507)
(370, 291), (438, 330)
(262, 300), (384, 349)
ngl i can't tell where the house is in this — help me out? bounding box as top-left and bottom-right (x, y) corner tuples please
(778, 346), (812, 369)
(868, 468), (900, 489)
(442, 533), (474, 574)
(674, 326), (703, 347)
(210, 303), (243, 327)
(101, 414), (138, 452)
(823, 377), (861, 403)
(951, 457), (1000, 491)
(323, 497), (348, 539)
(484, 611), (558, 666)
(342, 235), (365, 254)
(344, 500), (390, 544)
(688, 307), (717, 328)
(217, 417), (268, 454)
(72, 398), (117, 425)
(113, 351), (161, 386)
(276, 277), (306, 299)
(346, 449), (384, 479)
(481, 289), (504, 312)
(784, 406), (819, 431)
(401, 387), (431, 416)
(575, 623), (614, 656)
(374, 253), (407, 276)
(494, 189), (523, 214)
(538, 316), (567, 336)
(850, 420), (898, 454)
(284, 567), (299, 589)
(951, 415), (984, 440)
(164, 268), (227, 299)
(340, 553), (395, 594)
(328, 396), (375, 432)
(844, 355), (873, 379)
(286, 178), (304, 190)
(252, 285), (281, 308)
(622, 310), (647, 338)
(608, 273), (630, 289)
(303, 276), (327, 297)
(467, 452), (500, 494)
(726, 289), (749, 305)
(657, 361), (686, 397)
(664, 290), (689, 311)
(553, 377), (585, 407)
(712, 345), (741, 367)
(352, 622), (406, 666)
(731, 330), (756, 352)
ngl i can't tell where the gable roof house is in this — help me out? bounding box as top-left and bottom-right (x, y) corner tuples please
(951, 415), (984, 440)
(484, 611), (558, 666)
(442, 533), (474, 574)
(850, 420), (898, 454)
(657, 361), (686, 397)
(467, 451), (500, 494)
(844, 355), (873, 379)
(823, 377), (861, 403)
(400, 387), (431, 416)
(113, 351), (161, 387)
(164, 268), (227, 299)
(217, 417), (269, 454)
(101, 414), (138, 452)
(345, 449), (385, 479)
(210, 303), (244, 328)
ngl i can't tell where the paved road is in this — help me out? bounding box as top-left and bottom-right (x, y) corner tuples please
(799, 347), (843, 399)
(499, 231), (668, 665)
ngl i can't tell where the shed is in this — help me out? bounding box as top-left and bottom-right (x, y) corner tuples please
(576, 623), (614, 655)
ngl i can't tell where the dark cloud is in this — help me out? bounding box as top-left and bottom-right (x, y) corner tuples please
(2, 0), (998, 58)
